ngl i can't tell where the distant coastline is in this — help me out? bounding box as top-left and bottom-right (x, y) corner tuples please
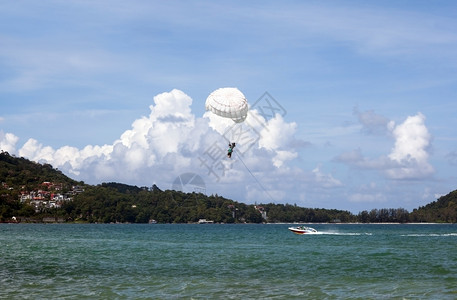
(1, 152), (456, 224)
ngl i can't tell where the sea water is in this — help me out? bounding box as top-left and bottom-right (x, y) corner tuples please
(1, 224), (456, 299)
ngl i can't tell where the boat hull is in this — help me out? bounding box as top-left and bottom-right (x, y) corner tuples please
(288, 226), (318, 234)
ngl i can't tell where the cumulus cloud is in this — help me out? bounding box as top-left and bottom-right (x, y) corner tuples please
(386, 113), (434, 179)
(6, 99), (435, 208)
(19, 138), (55, 162)
(203, 108), (301, 169)
(258, 114), (297, 150)
(12, 90), (199, 183)
(272, 150), (298, 168)
(0, 131), (19, 153)
(336, 112), (434, 180)
(6, 89), (313, 203)
(258, 114), (299, 168)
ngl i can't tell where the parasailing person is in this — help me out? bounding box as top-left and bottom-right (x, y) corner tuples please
(205, 87), (248, 158)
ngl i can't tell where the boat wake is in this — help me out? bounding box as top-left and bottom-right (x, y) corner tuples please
(303, 232), (456, 237)
(401, 233), (457, 237)
(303, 232), (373, 236)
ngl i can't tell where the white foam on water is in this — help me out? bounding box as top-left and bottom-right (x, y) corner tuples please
(401, 233), (457, 237)
(303, 232), (372, 236)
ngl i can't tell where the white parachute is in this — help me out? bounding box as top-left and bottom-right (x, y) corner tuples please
(205, 87), (248, 123)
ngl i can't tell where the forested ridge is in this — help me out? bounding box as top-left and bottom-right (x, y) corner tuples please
(1, 151), (456, 223)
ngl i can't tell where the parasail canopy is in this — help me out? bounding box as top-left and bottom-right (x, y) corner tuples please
(205, 87), (248, 123)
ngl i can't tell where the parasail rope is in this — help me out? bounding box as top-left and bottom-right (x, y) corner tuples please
(234, 150), (276, 203)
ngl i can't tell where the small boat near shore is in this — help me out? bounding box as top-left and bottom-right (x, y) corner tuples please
(288, 226), (318, 235)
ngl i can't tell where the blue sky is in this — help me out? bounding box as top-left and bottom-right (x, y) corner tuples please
(1, 0), (457, 213)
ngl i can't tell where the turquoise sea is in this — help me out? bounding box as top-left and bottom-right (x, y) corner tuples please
(1, 224), (457, 299)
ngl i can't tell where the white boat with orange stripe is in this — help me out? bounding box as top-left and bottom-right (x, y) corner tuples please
(288, 226), (318, 235)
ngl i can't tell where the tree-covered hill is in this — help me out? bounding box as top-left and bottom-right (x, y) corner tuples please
(1, 151), (83, 221)
(410, 190), (457, 223)
(0, 151), (354, 223)
(1, 150), (456, 223)
(64, 184), (250, 224)
(0, 151), (80, 189)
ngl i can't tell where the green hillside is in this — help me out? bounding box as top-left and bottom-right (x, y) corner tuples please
(0, 151), (82, 222)
(0, 151), (79, 189)
(1, 151), (456, 223)
(410, 190), (457, 223)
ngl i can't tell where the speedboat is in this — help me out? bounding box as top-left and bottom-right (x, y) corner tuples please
(288, 226), (318, 235)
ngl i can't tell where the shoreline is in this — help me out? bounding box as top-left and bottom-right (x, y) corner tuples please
(1, 220), (455, 225)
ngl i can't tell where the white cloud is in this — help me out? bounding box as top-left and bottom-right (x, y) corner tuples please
(336, 112), (434, 180)
(312, 165), (343, 188)
(272, 150), (298, 168)
(9, 90), (308, 198)
(19, 138), (54, 162)
(258, 114), (299, 168)
(6, 89), (437, 210)
(11, 90), (195, 183)
(259, 114), (296, 150)
(4, 89), (350, 206)
(203, 108), (301, 170)
(386, 113), (434, 179)
(0, 131), (19, 153)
